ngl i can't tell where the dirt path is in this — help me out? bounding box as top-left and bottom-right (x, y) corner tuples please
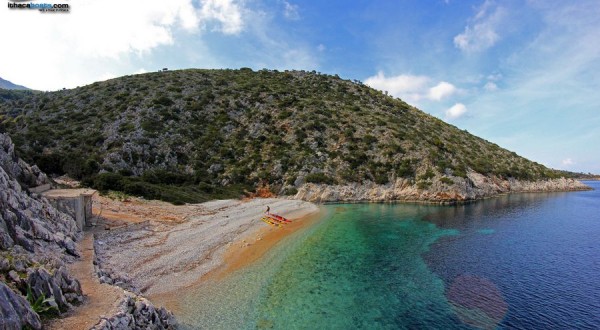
(47, 231), (123, 330)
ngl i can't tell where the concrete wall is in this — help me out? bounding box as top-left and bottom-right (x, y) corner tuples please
(46, 194), (94, 230)
(30, 183), (51, 194)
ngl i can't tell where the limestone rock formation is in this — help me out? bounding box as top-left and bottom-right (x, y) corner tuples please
(90, 292), (177, 330)
(0, 133), (83, 328)
(0, 133), (49, 189)
(0, 281), (42, 330)
(295, 174), (590, 203)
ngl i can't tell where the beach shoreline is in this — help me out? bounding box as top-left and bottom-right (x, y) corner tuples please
(149, 205), (324, 315)
(206, 206), (324, 280)
(92, 197), (319, 305)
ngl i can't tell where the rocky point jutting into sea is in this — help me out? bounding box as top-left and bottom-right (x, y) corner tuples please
(294, 174), (589, 203)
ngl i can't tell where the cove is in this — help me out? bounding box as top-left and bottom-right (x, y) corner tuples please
(177, 182), (600, 329)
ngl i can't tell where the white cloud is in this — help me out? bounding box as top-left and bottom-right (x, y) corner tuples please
(98, 73), (118, 82)
(445, 103), (468, 119)
(454, 1), (506, 52)
(283, 1), (300, 20)
(487, 73), (503, 81)
(428, 81), (457, 101)
(0, 0), (245, 90)
(233, 7), (320, 72)
(365, 72), (458, 104)
(562, 158), (575, 166)
(364, 72), (430, 103)
(484, 81), (498, 91)
(281, 48), (318, 70)
(198, 0), (244, 34)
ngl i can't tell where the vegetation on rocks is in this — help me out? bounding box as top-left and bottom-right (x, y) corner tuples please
(0, 68), (578, 203)
(0, 133), (83, 329)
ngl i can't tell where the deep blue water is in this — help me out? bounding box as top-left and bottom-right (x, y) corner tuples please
(424, 181), (600, 329)
(180, 181), (600, 329)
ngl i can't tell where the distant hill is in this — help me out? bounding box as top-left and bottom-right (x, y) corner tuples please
(0, 77), (29, 90)
(0, 68), (588, 204)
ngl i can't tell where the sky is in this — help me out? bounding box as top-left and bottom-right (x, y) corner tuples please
(1, 0), (599, 173)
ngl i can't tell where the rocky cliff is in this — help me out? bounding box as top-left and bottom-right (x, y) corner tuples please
(295, 172), (590, 203)
(0, 133), (83, 329)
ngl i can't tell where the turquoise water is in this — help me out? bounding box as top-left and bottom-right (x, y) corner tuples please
(179, 182), (600, 329)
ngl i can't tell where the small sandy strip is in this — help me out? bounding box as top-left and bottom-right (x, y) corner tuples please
(213, 209), (324, 278)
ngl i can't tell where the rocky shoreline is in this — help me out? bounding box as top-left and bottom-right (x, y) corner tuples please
(294, 173), (591, 203)
(0, 133), (176, 329)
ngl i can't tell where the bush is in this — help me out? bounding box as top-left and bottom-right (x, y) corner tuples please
(142, 169), (192, 185)
(396, 160), (414, 178)
(89, 173), (125, 191)
(417, 181), (431, 189)
(453, 166), (467, 178)
(440, 177), (454, 185)
(283, 187), (298, 196)
(34, 153), (65, 175)
(374, 173), (389, 185)
(123, 181), (162, 200)
(363, 134), (377, 145)
(418, 168), (435, 181)
(153, 96), (174, 106)
(305, 173), (335, 184)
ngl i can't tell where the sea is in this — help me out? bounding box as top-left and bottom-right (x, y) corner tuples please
(177, 181), (600, 329)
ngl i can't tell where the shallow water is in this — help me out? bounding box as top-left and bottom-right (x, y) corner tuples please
(179, 181), (600, 329)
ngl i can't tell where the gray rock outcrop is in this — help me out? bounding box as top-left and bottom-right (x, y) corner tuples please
(90, 292), (177, 330)
(0, 133), (83, 328)
(295, 173), (590, 203)
(0, 281), (42, 330)
(0, 134), (80, 254)
(0, 133), (49, 188)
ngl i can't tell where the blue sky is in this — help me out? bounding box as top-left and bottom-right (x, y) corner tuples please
(1, 0), (599, 173)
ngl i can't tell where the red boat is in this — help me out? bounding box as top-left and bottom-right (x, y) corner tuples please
(267, 213), (292, 223)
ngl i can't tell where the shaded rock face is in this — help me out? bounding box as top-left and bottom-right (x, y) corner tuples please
(0, 133), (49, 188)
(294, 174), (591, 203)
(91, 292), (177, 330)
(27, 266), (83, 311)
(0, 133), (83, 328)
(0, 134), (80, 255)
(0, 281), (41, 330)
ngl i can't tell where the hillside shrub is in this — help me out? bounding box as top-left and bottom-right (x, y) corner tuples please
(153, 96), (174, 106)
(305, 173), (335, 184)
(417, 181), (431, 189)
(396, 160), (414, 178)
(418, 169), (435, 181)
(89, 173), (125, 191)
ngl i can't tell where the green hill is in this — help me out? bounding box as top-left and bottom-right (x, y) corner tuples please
(0, 69), (574, 203)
